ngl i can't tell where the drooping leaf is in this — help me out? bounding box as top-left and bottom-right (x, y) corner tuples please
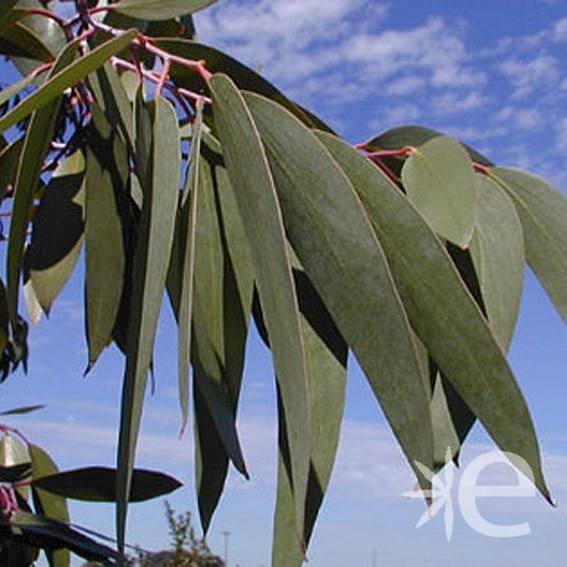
(116, 95), (180, 551)
(0, 30), (137, 134)
(365, 124), (493, 166)
(114, 0), (216, 20)
(29, 444), (70, 567)
(401, 135), (478, 248)
(209, 74), (310, 542)
(33, 467), (181, 503)
(470, 175), (524, 350)
(155, 39), (333, 132)
(0, 21), (54, 62)
(84, 104), (127, 369)
(191, 143), (254, 533)
(6, 80), (63, 326)
(10, 511), (119, 564)
(26, 150), (85, 315)
(176, 102), (204, 433)
(273, 268), (347, 567)
(244, 93), (433, 490)
(316, 131), (551, 501)
(489, 167), (567, 325)
(0, 136), (24, 202)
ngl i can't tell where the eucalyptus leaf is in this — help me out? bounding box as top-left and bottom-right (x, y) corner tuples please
(401, 135), (478, 248)
(490, 167), (567, 325)
(114, 0), (216, 20)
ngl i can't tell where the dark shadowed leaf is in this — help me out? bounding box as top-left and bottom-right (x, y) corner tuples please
(316, 132), (551, 500)
(114, 0), (216, 20)
(470, 175), (524, 350)
(33, 467), (181, 503)
(245, 93), (433, 492)
(27, 150), (85, 315)
(0, 136), (24, 202)
(490, 167), (567, 325)
(209, 74), (310, 542)
(401, 135), (478, 248)
(0, 404), (44, 416)
(116, 95), (180, 551)
(0, 22), (54, 62)
(10, 511), (119, 563)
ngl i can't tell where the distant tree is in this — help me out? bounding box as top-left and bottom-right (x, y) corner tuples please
(137, 503), (223, 567)
(0, 1), (565, 566)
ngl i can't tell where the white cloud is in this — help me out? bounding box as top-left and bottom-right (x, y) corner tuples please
(499, 54), (560, 99)
(552, 17), (567, 42)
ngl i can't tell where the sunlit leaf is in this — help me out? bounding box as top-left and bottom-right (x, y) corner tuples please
(316, 132), (551, 501)
(490, 167), (567, 325)
(84, 104), (127, 369)
(29, 443), (70, 567)
(273, 268), (347, 567)
(114, 0), (216, 20)
(470, 175), (524, 350)
(0, 30), (137, 134)
(116, 95), (180, 552)
(245, 93), (433, 492)
(401, 135), (478, 248)
(209, 74), (310, 541)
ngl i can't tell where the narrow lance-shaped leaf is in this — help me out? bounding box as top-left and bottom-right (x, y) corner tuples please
(26, 150), (85, 316)
(114, 0), (217, 20)
(33, 467), (181, 503)
(29, 444), (70, 567)
(470, 174), (525, 350)
(177, 101), (204, 434)
(489, 166), (567, 325)
(0, 30), (137, 134)
(244, 93), (433, 491)
(401, 135), (478, 248)
(192, 144), (255, 533)
(273, 267), (347, 567)
(209, 74), (311, 544)
(6, 40), (79, 327)
(316, 131), (551, 501)
(84, 104), (128, 369)
(116, 95), (180, 552)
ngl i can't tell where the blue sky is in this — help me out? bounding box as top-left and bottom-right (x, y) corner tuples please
(1, 1), (567, 566)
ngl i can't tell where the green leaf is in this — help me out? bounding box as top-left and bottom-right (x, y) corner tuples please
(401, 135), (478, 248)
(29, 444), (70, 567)
(470, 175), (524, 350)
(0, 29), (137, 134)
(0, 21), (54, 62)
(84, 104), (127, 369)
(0, 404), (44, 416)
(316, 132), (551, 501)
(365, 125), (493, 166)
(176, 102), (204, 433)
(273, 269), (347, 567)
(33, 467), (181, 503)
(116, 95), (180, 552)
(0, 136), (23, 203)
(155, 39), (331, 131)
(191, 145), (254, 533)
(244, 93), (433, 490)
(489, 167), (567, 325)
(209, 74), (310, 542)
(0, 69), (40, 109)
(10, 511), (119, 564)
(27, 150), (85, 315)
(114, 0), (216, 20)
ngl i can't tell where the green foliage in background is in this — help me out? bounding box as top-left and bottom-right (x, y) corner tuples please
(0, 1), (565, 566)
